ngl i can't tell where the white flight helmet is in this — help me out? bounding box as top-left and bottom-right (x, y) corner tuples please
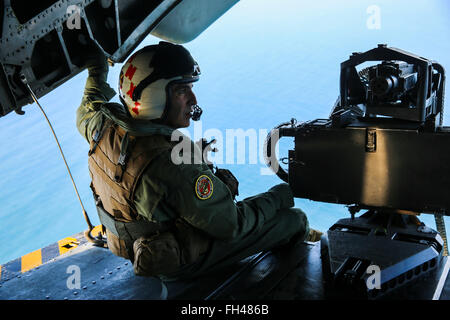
(119, 41), (201, 120)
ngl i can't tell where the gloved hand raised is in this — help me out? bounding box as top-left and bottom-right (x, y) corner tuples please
(79, 40), (112, 76)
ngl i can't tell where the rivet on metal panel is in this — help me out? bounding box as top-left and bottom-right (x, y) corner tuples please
(100, 0), (113, 8)
(92, 280), (96, 284)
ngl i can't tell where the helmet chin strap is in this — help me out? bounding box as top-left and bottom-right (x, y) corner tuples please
(191, 104), (203, 121)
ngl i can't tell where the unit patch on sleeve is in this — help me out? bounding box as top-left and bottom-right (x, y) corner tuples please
(195, 175), (213, 200)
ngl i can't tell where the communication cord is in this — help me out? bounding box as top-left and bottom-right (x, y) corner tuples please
(20, 74), (103, 246)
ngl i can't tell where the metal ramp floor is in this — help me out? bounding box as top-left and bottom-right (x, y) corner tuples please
(0, 236), (449, 300)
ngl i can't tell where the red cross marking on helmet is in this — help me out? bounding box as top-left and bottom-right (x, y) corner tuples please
(126, 82), (136, 99)
(125, 64), (137, 81)
(132, 102), (140, 115)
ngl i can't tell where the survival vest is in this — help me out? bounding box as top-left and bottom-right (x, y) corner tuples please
(88, 117), (173, 261)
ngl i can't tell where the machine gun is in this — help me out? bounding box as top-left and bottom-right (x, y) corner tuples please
(266, 44), (449, 299)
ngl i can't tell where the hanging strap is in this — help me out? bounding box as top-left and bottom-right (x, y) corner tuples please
(114, 131), (132, 182)
(89, 118), (113, 156)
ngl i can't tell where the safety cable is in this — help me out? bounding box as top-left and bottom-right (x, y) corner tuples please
(19, 74), (104, 246)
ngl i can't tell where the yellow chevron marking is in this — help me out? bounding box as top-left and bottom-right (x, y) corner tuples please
(21, 249), (42, 273)
(91, 225), (103, 237)
(58, 237), (79, 255)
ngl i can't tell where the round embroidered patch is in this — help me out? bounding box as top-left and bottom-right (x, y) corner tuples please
(195, 175), (213, 200)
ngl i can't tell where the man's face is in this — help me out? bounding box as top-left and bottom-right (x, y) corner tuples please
(164, 82), (197, 129)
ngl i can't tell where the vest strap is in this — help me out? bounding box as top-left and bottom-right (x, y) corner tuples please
(114, 131), (131, 182)
(95, 202), (171, 261)
(88, 118), (112, 156)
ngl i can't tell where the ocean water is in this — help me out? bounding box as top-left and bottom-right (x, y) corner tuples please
(1, 0), (450, 265)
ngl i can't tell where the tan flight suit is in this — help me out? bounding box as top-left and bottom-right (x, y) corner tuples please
(76, 59), (309, 281)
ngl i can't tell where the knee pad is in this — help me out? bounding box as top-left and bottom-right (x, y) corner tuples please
(276, 207), (310, 240)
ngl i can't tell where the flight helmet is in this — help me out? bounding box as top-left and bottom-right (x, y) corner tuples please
(119, 41), (201, 120)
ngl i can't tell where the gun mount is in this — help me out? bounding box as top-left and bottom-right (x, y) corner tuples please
(266, 44), (449, 299)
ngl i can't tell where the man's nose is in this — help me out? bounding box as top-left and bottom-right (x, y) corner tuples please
(188, 88), (197, 105)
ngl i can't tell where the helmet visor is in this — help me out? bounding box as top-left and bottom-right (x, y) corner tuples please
(132, 42), (200, 101)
